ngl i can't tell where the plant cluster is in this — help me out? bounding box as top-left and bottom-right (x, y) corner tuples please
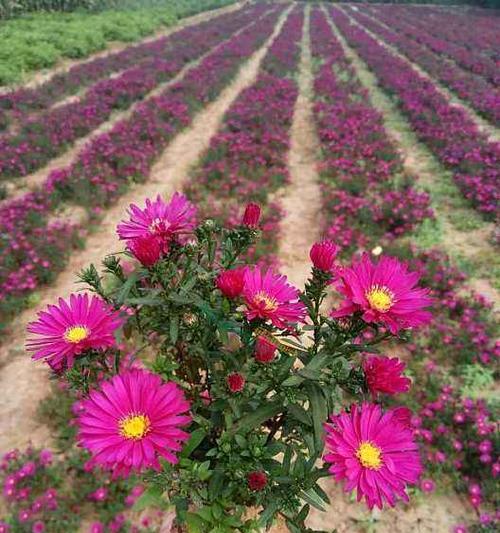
(11, 192), (434, 532)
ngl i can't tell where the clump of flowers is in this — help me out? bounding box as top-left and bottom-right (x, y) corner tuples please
(25, 194), (430, 531)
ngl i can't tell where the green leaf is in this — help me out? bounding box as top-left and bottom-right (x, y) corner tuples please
(306, 383), (327, 454)
(170, 313), (179, 344)
(186, 512), (205, 533)
(133, 485), (164, 511)
(233, 402), (281, 433)
(116, 272), (139, 304)
(300, 488), (326, 512)
(288, 404), (312, 426)
(181, 428), (207, 458)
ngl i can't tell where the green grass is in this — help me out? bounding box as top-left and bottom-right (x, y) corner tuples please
(0, 0), (235, 86)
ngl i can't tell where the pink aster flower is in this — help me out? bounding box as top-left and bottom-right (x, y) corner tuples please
(117, 193), (196, 244)
(27, 294), (123, 371)
(324, 403), (422, 510)
(254, 336), (277, 363)
(242, 267), (306, 329)
(77, 369), (191, 477)
(331, 254), (432, 334)
(363, 356), (411, 396)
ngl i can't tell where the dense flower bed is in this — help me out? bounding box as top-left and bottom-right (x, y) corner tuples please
(345, 7), (500, 126)
(368, 4), (500, 86)
(331, 7), (499, 221)
(310, 8), (432, 252)
(0, 4), (283, 330)
(185, 7), (304, 264)
(0, 4), (262, 179)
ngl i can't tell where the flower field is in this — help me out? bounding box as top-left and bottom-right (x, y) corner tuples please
(0, 2), (498, 533)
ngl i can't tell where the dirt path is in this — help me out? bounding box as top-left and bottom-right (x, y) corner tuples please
(0, 5), (293, 454)
(337, 6), (500, 143)
(1, 8), (260, 204)
(325, 8), (499, 312)
(0, 1), (248, 95)
(277, 5), (321, 289)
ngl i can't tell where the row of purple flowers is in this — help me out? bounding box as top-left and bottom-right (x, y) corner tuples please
(310, 9), (499, 527)
(368, 4), (499, 86)
(185, 6), (304, 265)
(0, 5), (284, 329)
(310, 8), (432, 252)
(345, 7), (500, 127)
(0, 4), (264, 179)
(331, 7), (499, 221)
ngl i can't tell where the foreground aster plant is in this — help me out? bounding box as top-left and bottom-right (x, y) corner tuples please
(27, 193), (431, 532)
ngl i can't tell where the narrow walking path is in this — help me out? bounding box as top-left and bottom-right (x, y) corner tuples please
(325, 8), (499, 310)
(0, 5), (293, 454)
(277, 5), (321, 288)
(337, 5), (500, 143)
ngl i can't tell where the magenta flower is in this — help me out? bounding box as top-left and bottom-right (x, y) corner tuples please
(126, 234), (165, 267)
(363, 356), (411, 396)
(324, 403), (422, 509)
(27, 294), (123, 371)
(77, 369), (191, 477)
(310, 240), (338, 272)
(117, 193), (196, 244)
(242, 267), (306, 329)
(331, 254), (432, 334)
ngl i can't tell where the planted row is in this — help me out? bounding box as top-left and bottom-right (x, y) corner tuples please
(310, 8), (432, 253)
(331, 7), (499, 220)
(368, 4), (499, 86)
(0, 4), (260, 179)
(0, 5), (283, 329)
(346, 7), (500, 126)
(309, 10), (499, 528)
(185, 6), (304, 264)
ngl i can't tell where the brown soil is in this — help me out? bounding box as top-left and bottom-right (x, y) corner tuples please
(0, 6), (292, 454)
(278, 5), (322, 288)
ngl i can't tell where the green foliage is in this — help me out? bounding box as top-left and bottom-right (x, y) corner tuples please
(0, 0), (235, 85)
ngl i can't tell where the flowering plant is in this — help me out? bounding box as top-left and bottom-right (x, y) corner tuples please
(26, 194), (431, 532)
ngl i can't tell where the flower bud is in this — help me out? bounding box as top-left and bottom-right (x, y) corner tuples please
(254, 336), (277, 363)
(226, 372), (245, 393)
(247, 471), (267, 491)
(242, 203), (261, 228)
(310, 240), (338, 272)
(127, 235), (165, 267)
(216, 268), (245, 298)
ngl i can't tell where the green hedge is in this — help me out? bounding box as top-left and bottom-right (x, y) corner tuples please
(0, 0), (236, 85)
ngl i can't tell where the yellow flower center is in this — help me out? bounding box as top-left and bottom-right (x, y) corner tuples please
(119, 414), (150, 440)
(365, 285), (394, 312)
(253, 291), (278, 312)
(64, 325), (90, 344)
(356, 441), (383, 469)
